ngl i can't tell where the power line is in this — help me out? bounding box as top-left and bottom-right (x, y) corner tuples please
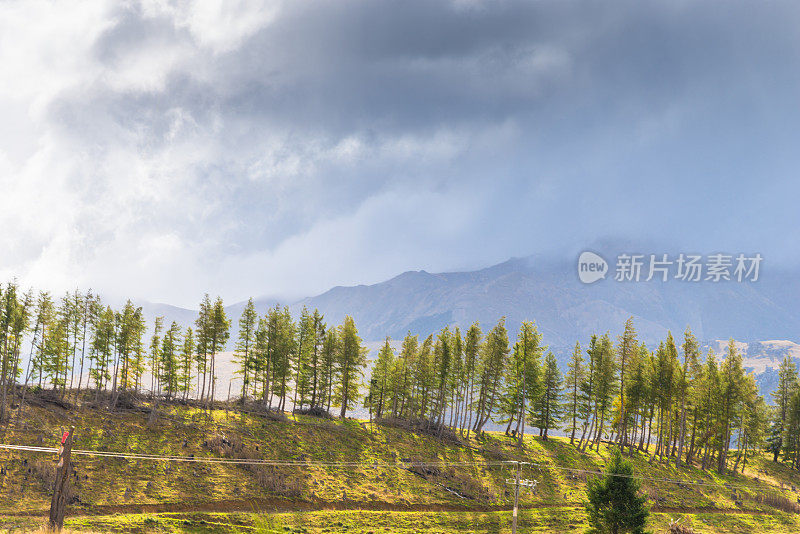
(514, 460), (789, 493)
(0, 443), (508, 467)
(0, 442), (792, 494)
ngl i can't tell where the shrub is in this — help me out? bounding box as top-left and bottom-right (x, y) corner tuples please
(584, 447), (650, 534)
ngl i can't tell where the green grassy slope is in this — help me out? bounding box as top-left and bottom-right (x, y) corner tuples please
(2, 399), (800, 533)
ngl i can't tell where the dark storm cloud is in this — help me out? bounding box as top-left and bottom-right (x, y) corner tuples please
(3, 0), (800, 305)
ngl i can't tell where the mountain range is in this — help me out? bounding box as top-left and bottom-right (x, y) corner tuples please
(137, 250), (800, 393)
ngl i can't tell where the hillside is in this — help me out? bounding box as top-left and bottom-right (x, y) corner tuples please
(2, 397), (800, 533)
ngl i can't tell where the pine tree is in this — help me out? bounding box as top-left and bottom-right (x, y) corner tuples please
(535, 351), (562, 440)
(413, 335), (434, 419)
(66, 290), (83, 393)
(448, 327), (464, 430)
(769, 354), (798, 461)
(473, 318), (509, 434)
(392, 333), (418, 418)
(367, 338), (395, 420)
(337, 316), (367, 418)
(460, 323), (481, 438)
(89, 304), (114, 396)
(159, 322), (181, 399)
(653, 334), (678, 463)
(32, 293), (53, 383)
(590, 334), (617, 451)
(624, 343), (649, 455)
(42, 315), (69, 393)
(319, 327), (338, 413)
(784, 388), (800, 469)
(268, 306), (296, 411)
(734, 374), (767, 473)
(626, 343), (655, 455)
(578, 335), (600, 451)
(717, 339), (745, 474)
(179, 328), (195, 401)
(252, 316), (269, 404)
(308, 310), (325, 408)
(0, 283), (30, 423)
(503, 321), (544, 445)
(116, 301), (145, 394)
(565, 341), (585, 444)
(75, 290), (93, 397)
(616, 317), (637, 448)
(677, 328), (700, 465)
(292, 306), (313, 411)
(431, 327), (453, 431)
(585, 447), (650, 534)
(234, 298), (258, 402)
(194, 295), (212, 402)
(149, 316), (163, 397)
(207, 297), (230, 406)
(696, 349), (720, 470)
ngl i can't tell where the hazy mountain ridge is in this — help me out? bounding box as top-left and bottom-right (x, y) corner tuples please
(291, 255), (800, 347)
(143, 254), (800, 396)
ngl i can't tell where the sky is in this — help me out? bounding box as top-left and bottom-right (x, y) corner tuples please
(2, 0), (800, 308)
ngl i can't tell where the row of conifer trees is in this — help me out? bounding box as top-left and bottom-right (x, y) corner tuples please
(2, 280), (800, 474)
(0, 283), (369, 421)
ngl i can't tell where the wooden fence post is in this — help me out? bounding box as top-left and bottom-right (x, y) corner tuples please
(48, 426), (75, 531)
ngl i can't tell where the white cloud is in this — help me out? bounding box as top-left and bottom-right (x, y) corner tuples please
(142, 0), (282, 54)
(2, 0), (799, 307)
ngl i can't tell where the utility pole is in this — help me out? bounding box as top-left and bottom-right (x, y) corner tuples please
(518, 369), (527, 449)
(505, 462), (537, 534)
(512, 460), (521, 534)
(49, 426), (75, 531)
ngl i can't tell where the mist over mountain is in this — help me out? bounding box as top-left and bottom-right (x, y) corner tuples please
(291, 253), (800, 348)
(151, 251), (800, 348)
(144, 250), (800, 395)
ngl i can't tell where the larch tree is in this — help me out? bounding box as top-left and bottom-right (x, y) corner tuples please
(252, 316), (270, 404)
(149, 316), (164, 397)
(308, 310), (325, 409)
(159, 322), (181, 399)
(676, 328), (700, 465)
(194, 295), (212, 402)
(319, 327), (338, 413)
(268, 306), (296, 411)
(337, 315), (367, 418)
(769, 354), (798, 461)
(179, 327), (195, 401)
(717, 339), (745, 474)
(535, 351), (562, 440)
(460, 323), (481, 439)
(367, 337), (395, 420)
(473, 318), (509, 435)
(505, 321), (544, 446)
(392, 333), (417, 419)
(586, 334), (617, 451)
(292, 306), (313, 411)
(616, 317), (637, 449)
(207, 297), (230, 406)
(564, 341), (585, 444)
(235, 298), (258, 402)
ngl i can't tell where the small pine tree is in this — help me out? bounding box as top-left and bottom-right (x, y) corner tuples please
(534, 351), (562, 440)
(765, 416), (783, 462)
(585, 447), (650, 534)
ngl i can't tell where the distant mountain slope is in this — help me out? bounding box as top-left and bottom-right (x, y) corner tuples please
(141, 253), (800, 397)
(293, 255), (800, 350)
